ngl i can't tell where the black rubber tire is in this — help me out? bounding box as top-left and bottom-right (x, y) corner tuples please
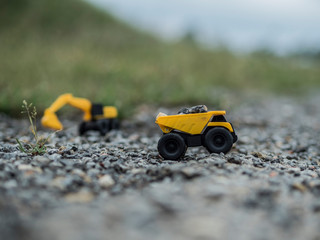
(157, 133), (187, 160)
(110, 119), (120, 130)
(79, 122), (87, 135)
(204, 127), (233, 154)
(97, 119), (110, 136)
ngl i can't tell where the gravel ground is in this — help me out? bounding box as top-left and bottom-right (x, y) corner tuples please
(1, 96), (320, 240)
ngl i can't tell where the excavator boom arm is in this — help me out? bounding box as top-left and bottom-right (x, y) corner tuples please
(41, 93), (92, 130)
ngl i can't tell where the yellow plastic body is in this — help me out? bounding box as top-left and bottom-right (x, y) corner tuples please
(155, 110), (233, 135)
(207, 122), (234, 133)
(103, 106), (118, 119)
(41, 93), (117, 130)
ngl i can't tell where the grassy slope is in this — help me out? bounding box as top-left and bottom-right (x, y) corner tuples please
(1, 0), (320, 116)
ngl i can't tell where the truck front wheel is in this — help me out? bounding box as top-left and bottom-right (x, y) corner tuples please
(158, 133), (187, 160)
(204, 127), (233, 154)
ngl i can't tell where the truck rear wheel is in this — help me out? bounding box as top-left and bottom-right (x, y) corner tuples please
(79, 119), (111, 136)
(204, 127), (233, 154)
(97, 119), (111, 136)
(110, 119), (120, 130)
(158, 133), (187, 160)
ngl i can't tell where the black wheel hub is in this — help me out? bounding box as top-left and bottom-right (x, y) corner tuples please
(165, 140), (178, 153)
(213, 134), (226, 147)
(157, 133), (187, 160)
(204, 127), (233, 154)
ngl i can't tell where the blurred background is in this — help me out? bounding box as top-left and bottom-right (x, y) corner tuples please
(88, 0), (320, 55)
(0, 0), (319, 117)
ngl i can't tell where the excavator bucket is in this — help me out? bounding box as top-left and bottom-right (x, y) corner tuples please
(41, 93), (91, 131)
(41, 110), (63, 130)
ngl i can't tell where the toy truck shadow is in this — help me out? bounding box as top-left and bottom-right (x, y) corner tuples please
(155, 109), (237, 160)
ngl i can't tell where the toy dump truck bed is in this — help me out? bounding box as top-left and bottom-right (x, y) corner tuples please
(155, 111), (226, 135)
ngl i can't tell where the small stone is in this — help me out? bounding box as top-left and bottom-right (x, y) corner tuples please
(131, 168), (146, 174)
(99, 175), (115, 188)
(227, 155), (243, 165)
(269, 171), (278, 177)
(204, 186), (227, 200)
(294, 146), (309, 153)
(308, 180), (320, 189)
(251, 151), (267, 159)
(312, 201), (320, 213)
(50, 176), (66, 190)
(72, 169), (86, 177)
(87, 169), (100, 178)
(49, 153), (61, 161)
(280, 144), (291, 150)
(34, 155), (50, 164)
(252, 158), (265, 168)
(291, 182), (307, 192)
(88, 136), (99, 142)
(64, 190), (95, 203)
(238, 148), (247, 154)
(239, 136), (250, 144)
(148, 158), (157, 164)
(4, 179), (18, 189)
(181, 167), (201, 178)
(211, 158), (226, 168)
(47, 149), (58, 154)
(50, 161), (64, 168)
(242, 169), (253, 177)
(18, 164), (42, 174)
(198, 157), (215, 164)
(86, 162), (96, 169)
(287, 168), (301, 176)
(303, 170), (318, 178)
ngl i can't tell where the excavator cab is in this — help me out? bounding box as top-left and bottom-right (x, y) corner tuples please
(41, 93), (119, 135)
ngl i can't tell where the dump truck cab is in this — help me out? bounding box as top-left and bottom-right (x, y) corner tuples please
(155, 106), (237, 160)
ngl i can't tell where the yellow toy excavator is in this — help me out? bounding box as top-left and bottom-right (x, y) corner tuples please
(41, 93), (119, 135)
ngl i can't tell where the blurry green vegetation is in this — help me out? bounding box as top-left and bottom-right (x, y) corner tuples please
(1, 0), (320, 117)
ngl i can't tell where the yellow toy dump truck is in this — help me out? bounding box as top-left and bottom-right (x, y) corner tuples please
(41, 93), (118, 135)
(155, 105), (237, 160)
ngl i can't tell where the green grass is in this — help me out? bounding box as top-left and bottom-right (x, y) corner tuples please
(1, 0), (320, 117)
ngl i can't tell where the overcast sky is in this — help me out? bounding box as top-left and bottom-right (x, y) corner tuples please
(87, 0), (320, 54)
